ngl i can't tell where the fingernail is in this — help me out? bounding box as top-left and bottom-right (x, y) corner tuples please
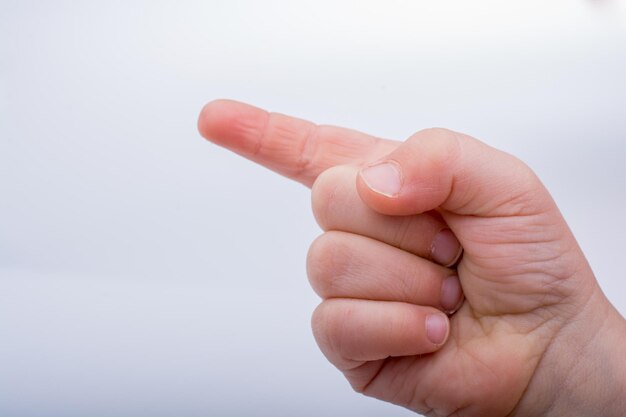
(431, 229), (462, 267)
(426, 314), (449, 345)
(359, 161), (402, 197)
(440, 275), (463, 314)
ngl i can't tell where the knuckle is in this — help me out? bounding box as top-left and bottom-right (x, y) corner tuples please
(410, 127), (459, 146)
(419, 127), (457, 140)
(515, 158), (542, 189)
(500, 156), (547, 214)
(310, 166), (347, 230)
(306, 232), (346, 298)
(310, 301), (328, 340)
(407, 127), (463, 169)
(310, 169), (333, 230)
(310, 300), (339, 352)
(311, 300), (352, 359)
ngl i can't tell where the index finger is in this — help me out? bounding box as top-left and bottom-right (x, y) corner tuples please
(197, 99), (399, 187)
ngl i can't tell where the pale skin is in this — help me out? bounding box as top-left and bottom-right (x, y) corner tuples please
(198, 99), (626, 417)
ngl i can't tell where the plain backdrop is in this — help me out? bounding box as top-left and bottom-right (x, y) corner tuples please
(1, 1), (625, 416)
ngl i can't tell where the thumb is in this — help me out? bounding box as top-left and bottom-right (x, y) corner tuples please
(356, 128), (551, 218)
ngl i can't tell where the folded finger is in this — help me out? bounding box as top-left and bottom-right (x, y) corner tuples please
(312, 165), (463, 267)
(311, 298), (449, 372)
(307, 231), (463, 314)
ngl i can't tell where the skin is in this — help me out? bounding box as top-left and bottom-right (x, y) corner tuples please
(198, 99), (626, 417)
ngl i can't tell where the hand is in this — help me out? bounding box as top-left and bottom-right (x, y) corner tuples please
(198, 100), (626, 416)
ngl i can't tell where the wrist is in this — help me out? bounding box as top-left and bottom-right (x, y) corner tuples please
(510, 282), (626, 416)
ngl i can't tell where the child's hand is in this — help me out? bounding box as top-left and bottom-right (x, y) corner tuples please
(198, 100), (626, 416)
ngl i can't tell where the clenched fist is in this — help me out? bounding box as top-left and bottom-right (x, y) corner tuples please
(198, 100), (626, 417)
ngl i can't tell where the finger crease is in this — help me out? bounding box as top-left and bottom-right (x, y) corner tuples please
(250, 111), (271, 158)
(294, 123), (320, 179)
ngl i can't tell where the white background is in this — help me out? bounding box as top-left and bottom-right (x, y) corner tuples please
(1, 1), (625, 416)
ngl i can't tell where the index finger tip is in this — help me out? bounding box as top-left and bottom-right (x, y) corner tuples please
(197, 99), (236, 141)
